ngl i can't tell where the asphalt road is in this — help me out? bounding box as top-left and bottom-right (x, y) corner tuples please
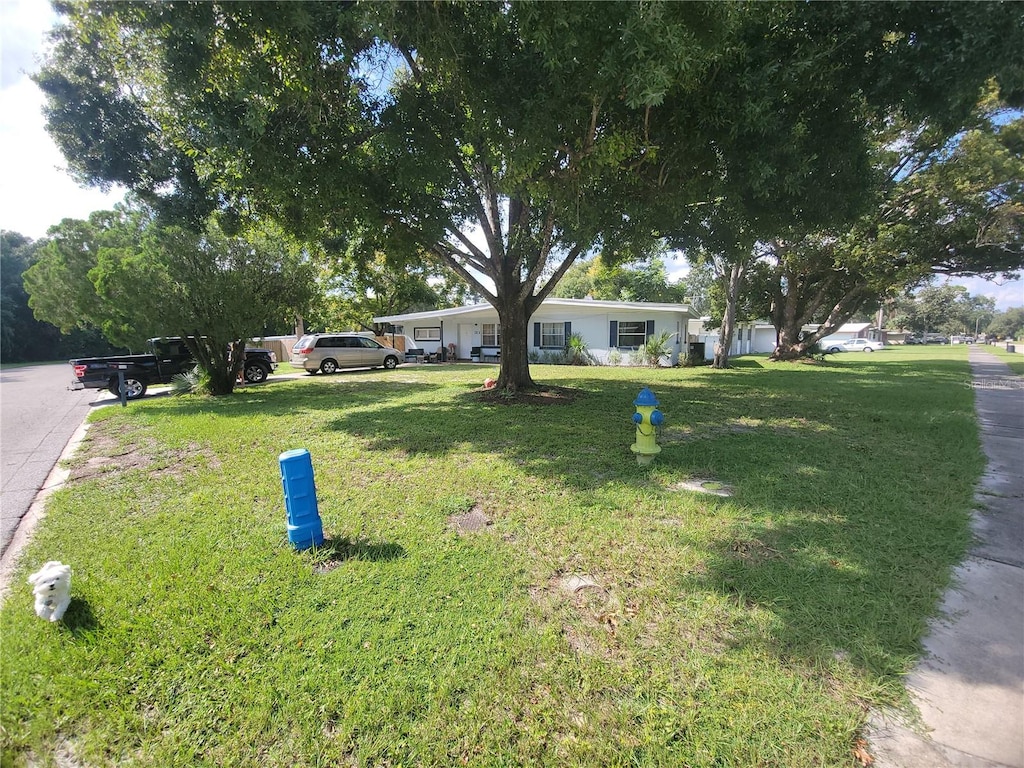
(0, 362), (100, 557)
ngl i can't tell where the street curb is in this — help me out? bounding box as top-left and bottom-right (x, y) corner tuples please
(0, 418), (91, 605)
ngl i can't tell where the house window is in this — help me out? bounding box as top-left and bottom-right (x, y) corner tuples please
(540, 322), (565, 348)
(482, 323), (501, 347)
(414, 327), (441, 342)
(617, 321), (648, 348)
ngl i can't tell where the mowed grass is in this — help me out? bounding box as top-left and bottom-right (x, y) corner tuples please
(1, 346), (985, 767)
(986, 344), (1024, 375)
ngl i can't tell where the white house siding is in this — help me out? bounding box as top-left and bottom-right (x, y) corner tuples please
(687, 320), (777, 359)
(528, 307), (686, 365)
(374, 299), (690, 366)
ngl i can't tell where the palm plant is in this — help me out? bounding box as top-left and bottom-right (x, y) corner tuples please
(565, 332), (597, 365)
(635, 331), (673, 367)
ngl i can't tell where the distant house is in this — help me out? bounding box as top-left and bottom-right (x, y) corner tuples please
(374, 298), (693, 365)
(684, 320), (882, 359)
(813, 322), (872, 348)
(687, 319), (777, 358)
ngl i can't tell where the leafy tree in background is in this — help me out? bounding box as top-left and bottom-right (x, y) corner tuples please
(24, 207), (316, 394)
(552, 253), (687, 304)
(890, 284), (997, 339)
(38, 2), (1023, 386)
(663, 6), (1024, 367)
(2, 229), (127, 362)
(986, 307), (1024, 340)
(1, 231), (42, 361)
(308, 231), (474, 336)
(25, 207), (156, 348)
(763, 107), (1024, 361)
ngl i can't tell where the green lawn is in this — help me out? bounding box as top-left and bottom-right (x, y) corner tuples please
(986, 343), (1024, 375)
(1, 347), (989, 767)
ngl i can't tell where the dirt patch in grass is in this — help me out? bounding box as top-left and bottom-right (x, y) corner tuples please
(474, 384), (582, 406)
(447, 506), (493, 534)
(526, 573), (635, 660)
(728, 537), (783, 564)
(67, 421), (220, 483)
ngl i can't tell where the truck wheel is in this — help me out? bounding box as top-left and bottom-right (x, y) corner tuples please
(319, 359), (338, 375)
(243, 362), (269, 383)
(109, 377), (147, 399)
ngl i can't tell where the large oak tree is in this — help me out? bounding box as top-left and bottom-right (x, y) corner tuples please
(38, 1), (1023, 387)
(763, 110), (1024, 361)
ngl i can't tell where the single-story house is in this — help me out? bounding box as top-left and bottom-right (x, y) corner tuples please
(685, 320), (884, 358)
(687, 319), (778, 358)
(374, 298), (692, 365)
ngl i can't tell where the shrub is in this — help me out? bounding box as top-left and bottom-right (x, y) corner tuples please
(565, 332), (598, 366)
(635, 331), (673, 367)
(169, 365), (209, 396)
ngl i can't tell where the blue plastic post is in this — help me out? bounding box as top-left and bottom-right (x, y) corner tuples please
(279, 448), (324, 550)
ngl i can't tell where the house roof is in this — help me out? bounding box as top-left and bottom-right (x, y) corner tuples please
(374, 297), (691, 325)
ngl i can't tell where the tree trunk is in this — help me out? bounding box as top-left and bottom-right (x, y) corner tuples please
(495, 300), (535, 392)
(770, 290), (811, 360)
(713, 261), (746, 369)
(768, 275), (872, 361)
(185, 335), (239, 396)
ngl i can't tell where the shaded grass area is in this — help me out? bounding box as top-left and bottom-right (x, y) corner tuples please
(1, 347), (984, 767)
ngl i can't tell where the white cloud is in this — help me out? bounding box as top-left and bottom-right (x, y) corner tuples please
(940, 275), (1023, 312)
(0, 0), (125, 240)
(1, 0), (48, 87)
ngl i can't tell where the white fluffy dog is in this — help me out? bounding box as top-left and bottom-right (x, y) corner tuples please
(27, 561), (72, 622)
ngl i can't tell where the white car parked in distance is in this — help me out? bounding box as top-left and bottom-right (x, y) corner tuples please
(827, 338), (885, 353)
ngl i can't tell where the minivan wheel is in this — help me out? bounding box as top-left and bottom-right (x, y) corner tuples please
(320, 359), (339, 374)
(383, 355), (399, 369)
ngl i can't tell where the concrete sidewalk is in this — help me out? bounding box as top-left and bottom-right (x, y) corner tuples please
(868, 347), (1024, 767)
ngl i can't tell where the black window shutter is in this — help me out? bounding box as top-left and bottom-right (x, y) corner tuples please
(564, 321), (571, 342)
(609, 321), (618, 347)
(533, 322), (540, 347)
(646, 320), (655, 339)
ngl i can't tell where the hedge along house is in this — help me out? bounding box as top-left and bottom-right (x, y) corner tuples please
(374, 298), (692, 365)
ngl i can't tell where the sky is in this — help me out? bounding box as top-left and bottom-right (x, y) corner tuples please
(0, 0), (124, 239)
(1, 0), (1021, 310)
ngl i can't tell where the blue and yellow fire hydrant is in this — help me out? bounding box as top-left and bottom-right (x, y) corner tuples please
(631, 387), (663, 466)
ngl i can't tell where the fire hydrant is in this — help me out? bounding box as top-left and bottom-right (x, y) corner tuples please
(631, 387), (663, 466)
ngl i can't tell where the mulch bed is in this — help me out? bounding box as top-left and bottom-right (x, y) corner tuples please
(475, 384), (582, 406)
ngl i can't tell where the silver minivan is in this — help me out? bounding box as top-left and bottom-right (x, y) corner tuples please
(290, 334), (403, 374)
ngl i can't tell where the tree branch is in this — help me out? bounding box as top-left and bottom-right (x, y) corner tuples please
(518, 208), (558, 303)
(430, 245), (493, 300)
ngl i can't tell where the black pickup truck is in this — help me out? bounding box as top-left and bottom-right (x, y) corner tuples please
(70, 337), (277, 399)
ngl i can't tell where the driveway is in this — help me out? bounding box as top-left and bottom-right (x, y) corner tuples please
(0, 363), (98, 557)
